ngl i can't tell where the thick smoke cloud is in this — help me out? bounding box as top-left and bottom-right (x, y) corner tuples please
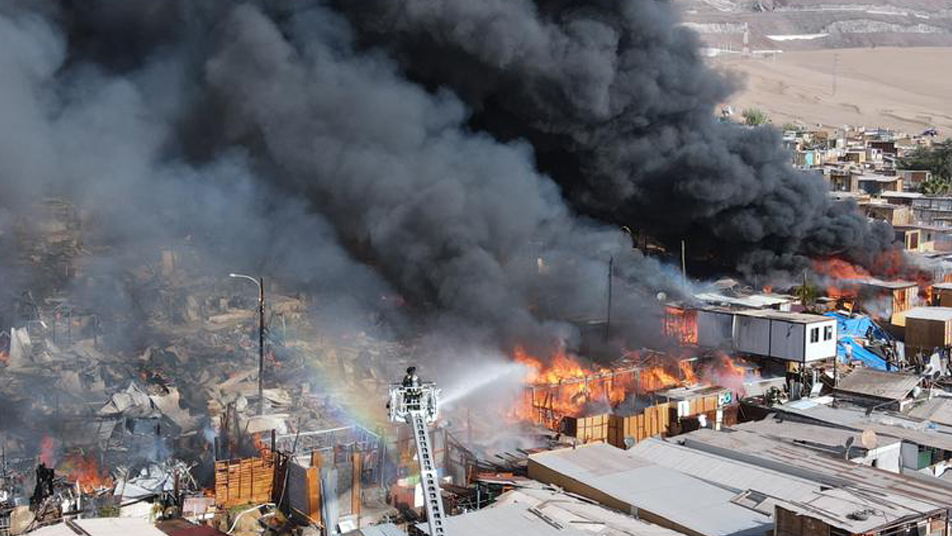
(333, 0), (895, 275)
(0, 0), (898, 363)
(0, 1), (684, 358)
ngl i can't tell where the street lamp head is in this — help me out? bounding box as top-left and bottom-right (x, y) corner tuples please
(228, 273), (239, 278)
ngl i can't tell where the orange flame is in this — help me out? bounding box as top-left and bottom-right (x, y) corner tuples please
(513, 347), (685, 423)
(253, 433), (271, 457)
(679, 360), (699, 385)
(61, 453), (113, 493)
(663, 307), (698, 345)
(813, 259), (871, 299)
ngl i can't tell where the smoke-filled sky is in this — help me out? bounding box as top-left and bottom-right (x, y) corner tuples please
(0, 0), (894, 355)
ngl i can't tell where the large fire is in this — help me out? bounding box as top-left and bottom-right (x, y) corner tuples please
(61, 453), (114, 493)
(513, 347), (697, 423)
(813, 258), (871, 299)
(815, 253), (937, 301)
(663, 307), (698, 345)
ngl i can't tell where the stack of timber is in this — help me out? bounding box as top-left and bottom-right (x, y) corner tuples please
(215, 453), (276, 507)
(607, 402), (670, 448)
(561, 414), (609, 443)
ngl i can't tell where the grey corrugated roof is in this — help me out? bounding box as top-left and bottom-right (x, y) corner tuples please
(834, 368), (920, 401)
(627, 438), (820, 502)
(734, 417), (901, 450)
(732, 309), (833, 325)
(904, 306), (952, 321)
(681, 429), (952, 510)
(415, 487), (686, 536)
(31, 519), (167, 536)
(529, 444), (771, 536)
(906, 397), (952, 426)
(345, 524), (406, 536)
(860, 279), (918, 290)
(779, 401), (952, 452)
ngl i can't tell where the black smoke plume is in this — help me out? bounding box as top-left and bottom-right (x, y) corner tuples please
(332, 0), (895, 274)
(0, 0), (893, 360)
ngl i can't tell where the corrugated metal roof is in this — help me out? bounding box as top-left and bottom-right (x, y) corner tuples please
(860, 279), (918, 290)
(693, 292), (794, 309)
(345, 524), (406, 536)
(734, 417), (901, 450)
(834, 368), (921, 401)
(732, 309), (833, 325)
(529, 444), (771, 536)
(904, 306), (952, 321)
(627, 438), (820, 502)
(416, 487), (686, 536)
(772, 487), (944, 534)
(779, 400), (952, 452)
(906, 397), (952, 426)
(31, 519), (168, 536)
(681, 429), (952, 511)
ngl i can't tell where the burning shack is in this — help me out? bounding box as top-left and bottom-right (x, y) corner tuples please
(858, 280), (919, 324)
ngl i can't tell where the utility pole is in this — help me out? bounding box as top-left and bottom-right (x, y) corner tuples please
(681, 240), (687, 291)
(606, 255), (614, 342)
(257, 277), (264, 416)
(230, 273), (266, 415)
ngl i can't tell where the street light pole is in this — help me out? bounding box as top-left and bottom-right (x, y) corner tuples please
(230, 273), (265, 416)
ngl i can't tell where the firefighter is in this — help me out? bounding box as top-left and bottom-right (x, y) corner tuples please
(402, 366), (420, 388)
(402, 366), (422, 410)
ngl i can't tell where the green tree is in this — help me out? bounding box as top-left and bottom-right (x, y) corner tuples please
(742, 108), (768, 126)
(795, 281), (821, 310)
(921, 176), (952, 196)
(899, 139), (952, 182)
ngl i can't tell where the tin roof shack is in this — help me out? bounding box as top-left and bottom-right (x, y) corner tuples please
(894, 225), (952, 253)
(857, 280), (918, 324)
(862, 202), (912, 226)
(895, 226), (924, 252)
(833, 368), (922, 411)
(775, 400), (952, 478)
(880, 191), (923, 206)
(412, 484), (688, 536)
(677, 429), (952, 535)
(932, 283), (952, 306)
(626, 437), (947, 536)
(732, 416), (903, 472)
(773, 499), (947, 536)
(912, 196), (952, 226)
(857, 174), (903, 195)
(904, 307), (952, 355)
(527, 443), (773, 536)
(732, 310), (837, 364)
(897, 169), (932, 189)
(906, 398), (952, 427)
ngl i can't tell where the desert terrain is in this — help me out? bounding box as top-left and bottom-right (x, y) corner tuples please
(713, 47), (952, 133)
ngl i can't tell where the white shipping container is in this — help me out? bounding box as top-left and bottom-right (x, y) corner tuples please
(733, 310), (837, 363)
(695, 307), (837, 363)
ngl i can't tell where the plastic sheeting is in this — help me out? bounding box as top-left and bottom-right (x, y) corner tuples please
(824, 312), (891, 370)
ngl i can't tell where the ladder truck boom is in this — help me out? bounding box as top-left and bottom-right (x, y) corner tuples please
(388, 367), (446, 536)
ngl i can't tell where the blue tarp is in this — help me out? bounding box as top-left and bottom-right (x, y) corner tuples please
(824, 312), (890, 370)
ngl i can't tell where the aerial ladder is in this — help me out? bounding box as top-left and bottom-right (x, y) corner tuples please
(388, 367), (446, 536)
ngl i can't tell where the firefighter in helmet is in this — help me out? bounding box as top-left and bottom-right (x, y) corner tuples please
(402, 366), (422, 410)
